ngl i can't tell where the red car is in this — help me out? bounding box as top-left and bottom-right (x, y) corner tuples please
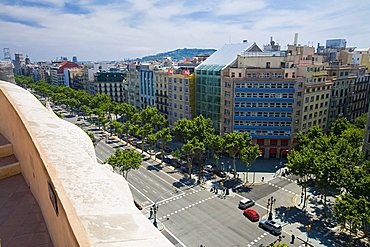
(244, 209), (260, 221)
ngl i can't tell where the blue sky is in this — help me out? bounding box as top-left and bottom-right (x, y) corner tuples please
(0, 0), (369, 61)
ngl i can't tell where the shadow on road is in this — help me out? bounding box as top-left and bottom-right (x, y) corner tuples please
(172, 177), (195, 189)
(146, 164), (164, 171)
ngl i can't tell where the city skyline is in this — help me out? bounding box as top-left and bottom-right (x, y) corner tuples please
(1, 0), (370, 61)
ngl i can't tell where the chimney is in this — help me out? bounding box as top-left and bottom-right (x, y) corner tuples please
(294, 33), (298, 46)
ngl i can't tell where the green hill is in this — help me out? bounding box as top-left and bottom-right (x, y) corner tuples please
(141, 48), (216, 61)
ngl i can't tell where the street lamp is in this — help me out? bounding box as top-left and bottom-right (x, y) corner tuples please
(151, 190), (178, 228)
(152, 204), (159, 228)
(267, 196), (276, 220)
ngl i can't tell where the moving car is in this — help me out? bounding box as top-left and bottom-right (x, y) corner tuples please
(238, 198), (255, 209)
(259, 219), (282, 235)
(243, 209), (260, 221)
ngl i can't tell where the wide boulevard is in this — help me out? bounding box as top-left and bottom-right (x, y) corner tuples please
(62, 112), (308, 247)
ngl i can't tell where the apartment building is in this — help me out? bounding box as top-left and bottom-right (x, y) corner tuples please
(195, 42), (256, 132)
(293, 65), (332, 134)
(155, 70), (169, 118)
(220, 50), (295, 158)
(327, 63), (360, 127)
(50, 61), (80, 86)
(65, 67), (88, 91)
(139, 65), (155, 109)
(364, 105), (370, 159)
(126, 64), (141, 109)
(168, 71), (193, 126)
(348, 67), (370, 121)
(93, 68), (126, 102)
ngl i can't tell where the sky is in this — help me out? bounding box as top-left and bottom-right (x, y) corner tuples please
(0, 0), (369, 61)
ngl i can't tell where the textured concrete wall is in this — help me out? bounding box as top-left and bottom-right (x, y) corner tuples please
(0, 82), (90, 246)
(0, 80), (174, 246)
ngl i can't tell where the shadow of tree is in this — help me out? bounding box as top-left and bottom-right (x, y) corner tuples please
(146, 164), (164, 171)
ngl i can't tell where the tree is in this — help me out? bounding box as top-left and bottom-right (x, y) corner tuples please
(224, 132), (253, 178)
(79, 105), (91, 119)
(182, 137), (205, 179)
(156, 127), (172, 162)
(105, 149), (142, 179)
(334, 194), (370, 243)
(147, 133), (158, 158)
(287, 147), (316, 209)
(240, 144), (261, 182)
(206, 134), (224, 171)
(137, 123), (153, 153)
(110, 121), (122, 137)
(173, 118), (193, 142)
(331, 117), (351, 136)
(354, 113), (368, 129)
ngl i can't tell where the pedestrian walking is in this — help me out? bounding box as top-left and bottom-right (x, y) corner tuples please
(291, 234), (295, 244)
(149, 207), (153, 219)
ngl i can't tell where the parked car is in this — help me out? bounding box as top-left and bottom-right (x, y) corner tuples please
(180, 166), (189, 174)
(204, 164), (215, 172)
(162, 157), (173, 164)
(238, 198), (255, 209)
(215, 170), (226, 178)
(243, 209), (260, 222)
(259, 219), (282, 235)
(164, 146), (173, 153)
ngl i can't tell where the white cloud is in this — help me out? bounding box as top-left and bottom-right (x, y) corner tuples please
(0, 0), (369, 61)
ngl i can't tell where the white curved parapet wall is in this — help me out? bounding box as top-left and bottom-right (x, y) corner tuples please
(0, 80), (174, 247)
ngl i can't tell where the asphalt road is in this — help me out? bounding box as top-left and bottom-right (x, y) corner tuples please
(60, 111), (307, 247)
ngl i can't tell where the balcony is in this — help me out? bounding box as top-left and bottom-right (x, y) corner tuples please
(0, 80), (173, 247)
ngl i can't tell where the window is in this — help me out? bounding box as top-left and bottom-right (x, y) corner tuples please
(266, 62), (271, 68)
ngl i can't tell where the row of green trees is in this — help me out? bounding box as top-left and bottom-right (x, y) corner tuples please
(16, 75), (261, 180)
(287, 117), (370, 241)
(172, 116), (260, 179)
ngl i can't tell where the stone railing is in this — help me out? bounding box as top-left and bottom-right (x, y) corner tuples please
(0, 80), (173, 246)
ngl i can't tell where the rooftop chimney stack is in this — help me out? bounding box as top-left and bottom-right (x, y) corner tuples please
(294, 33), (298, 46)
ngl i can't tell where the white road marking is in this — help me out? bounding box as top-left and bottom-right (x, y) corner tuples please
(143, 160), (197, 192)
(164, 228), (187, 247)
(127, 183), (154, 204)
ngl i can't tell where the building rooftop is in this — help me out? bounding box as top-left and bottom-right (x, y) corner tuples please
(199, 42), (255, 68)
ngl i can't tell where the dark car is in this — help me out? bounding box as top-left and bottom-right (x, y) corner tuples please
(180, 166), (189, 174)
(204, 164), (215, 173)
(161, 146), (170, 153)
(162, 157), (173, 164)
(215, 170), (226, 178)
(244, 209), (260, 222)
